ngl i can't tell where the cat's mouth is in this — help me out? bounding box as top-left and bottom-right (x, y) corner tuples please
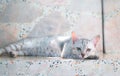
(84, 55), (99, 60)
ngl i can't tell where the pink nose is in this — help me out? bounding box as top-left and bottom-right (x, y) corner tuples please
(81, 53), (85, 58)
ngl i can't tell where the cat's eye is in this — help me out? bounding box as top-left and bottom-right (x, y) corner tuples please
(86, 48), (91, 52)
(76, 47), (81, 51)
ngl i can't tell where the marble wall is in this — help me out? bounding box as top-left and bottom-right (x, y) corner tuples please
(0, 0), (120, 54)
(0, 0), (102, 52)
(104, 0), (120, 53)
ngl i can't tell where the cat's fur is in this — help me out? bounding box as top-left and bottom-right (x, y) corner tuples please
(0, 32), (100, 59)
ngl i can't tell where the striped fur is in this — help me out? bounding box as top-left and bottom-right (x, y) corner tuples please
(0, 35), (100, 59)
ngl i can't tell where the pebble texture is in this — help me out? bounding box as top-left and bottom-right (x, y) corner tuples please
(0, 57), (120, 76)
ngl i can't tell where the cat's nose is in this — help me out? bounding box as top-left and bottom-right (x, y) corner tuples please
(81, 53), (85, 58)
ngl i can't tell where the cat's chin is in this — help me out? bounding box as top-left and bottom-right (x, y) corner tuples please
(84, 55), (99, 60)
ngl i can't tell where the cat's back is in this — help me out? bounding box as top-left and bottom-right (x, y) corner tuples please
(18, 36), (71, 56)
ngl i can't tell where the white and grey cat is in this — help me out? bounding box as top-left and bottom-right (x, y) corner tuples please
(0, 32), (100, 59)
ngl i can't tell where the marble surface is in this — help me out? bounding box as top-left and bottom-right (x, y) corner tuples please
(0, 55), (120, 76)
(0, 0), (102, 52)
(104, 0), (120, 52)
(0, 0), (120, 75)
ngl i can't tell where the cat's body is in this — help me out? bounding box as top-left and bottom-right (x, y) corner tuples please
(0, 32), (100, 59)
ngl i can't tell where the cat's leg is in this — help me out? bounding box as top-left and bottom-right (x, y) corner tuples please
(61, 43), (67, 58)
(4, 45), (18, 57)
(0, 38), (37, 57)
(6, 48), (24, 57)
(0, 46), (16, 57)
(69, 54), (82, 59)
(61, 43), (82, 59)
(61, 43), (72, 58)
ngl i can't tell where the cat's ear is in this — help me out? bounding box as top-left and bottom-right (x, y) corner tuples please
(91, 35), (100, 47)
(71, 31), (78, 44)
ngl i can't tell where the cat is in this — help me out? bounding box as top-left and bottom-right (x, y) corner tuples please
(0, 32), (100, 59)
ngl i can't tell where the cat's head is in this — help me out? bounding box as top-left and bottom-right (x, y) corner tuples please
(71, 32), (100, 59)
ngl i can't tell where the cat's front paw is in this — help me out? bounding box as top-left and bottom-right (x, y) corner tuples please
(9, 51), (17, 58)
(84, 55), (99, 60)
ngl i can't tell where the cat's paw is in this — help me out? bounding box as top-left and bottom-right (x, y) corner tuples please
(9, 51), (17, 58)
(84, 55), (99, 60)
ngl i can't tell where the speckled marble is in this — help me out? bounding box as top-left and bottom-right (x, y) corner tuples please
(0, 0), (102, 51)
(0, 56), (120, 76)
(104, 0), (120, 52)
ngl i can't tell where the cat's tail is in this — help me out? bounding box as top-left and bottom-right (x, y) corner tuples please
(1, 43), (22, 57)
(0, 42), (22, 57)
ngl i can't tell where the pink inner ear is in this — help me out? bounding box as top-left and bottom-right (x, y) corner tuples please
(71, 31), (78, 44)
(93, 35), (100, 47)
